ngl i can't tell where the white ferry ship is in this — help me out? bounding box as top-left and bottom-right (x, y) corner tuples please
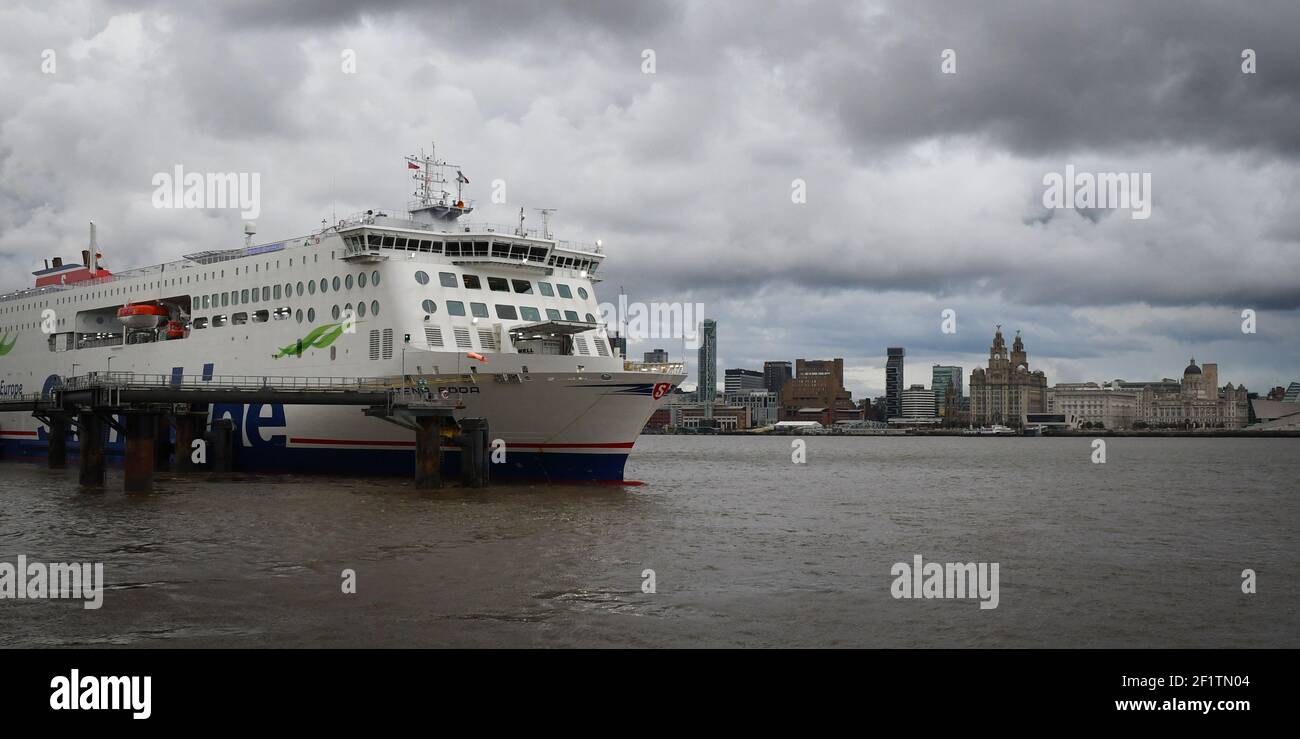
(0, 146), (685, 482)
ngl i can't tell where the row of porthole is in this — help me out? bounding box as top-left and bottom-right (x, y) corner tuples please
(298, 270), (381, 297)
(292, 300), (381, 324)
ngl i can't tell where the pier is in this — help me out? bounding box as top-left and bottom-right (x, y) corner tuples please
(0, 372), (488, 492)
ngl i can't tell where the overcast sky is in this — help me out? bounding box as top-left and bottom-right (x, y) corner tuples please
(2, 0), (1298, 397)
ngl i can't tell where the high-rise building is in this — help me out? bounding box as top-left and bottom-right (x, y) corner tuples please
(931, 365), (963, 415)
(724, 368), (766, 395)
(697, 319), (717, 405)
(763, 360), (793, 396)
(901, 384), (937, 418)
(644, 348), (669, 364)
(969, 327), (1047, 427)
(885, 347), (906, 419)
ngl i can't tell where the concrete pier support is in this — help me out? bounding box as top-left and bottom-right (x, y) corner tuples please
(414, 416), (442, 489)
(173, 411), (203, 472)
(47, 413), (70, 469)
(78, 412), (106, 488)
(154, 414), (171, 472)
(459, 417), (489, 488)
(124, 412), (158, 493)
(207, 418), (234, 473)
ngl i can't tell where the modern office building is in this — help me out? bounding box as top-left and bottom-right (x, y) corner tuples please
(1283, 381), (1300, 403)
(900, 384), (937, 419)
(644, 348), (669, 364)
(727, 390), (781, 427)
(763, 360), (793, 396)
(969, 327), (1048, 427)
(886, 347), (906, 419)
(697, 319), (717, 406)
(931, 365), (963, 416)
(724, 368), (766, 395)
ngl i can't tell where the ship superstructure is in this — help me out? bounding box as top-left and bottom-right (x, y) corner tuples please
(0, 145), (684, 481)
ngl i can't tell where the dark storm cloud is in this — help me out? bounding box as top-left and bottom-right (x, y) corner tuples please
(805, 0), (1300, 158)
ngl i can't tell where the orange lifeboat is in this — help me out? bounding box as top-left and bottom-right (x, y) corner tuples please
(164, 320), (186, 339)
(117, 303), (169, 329)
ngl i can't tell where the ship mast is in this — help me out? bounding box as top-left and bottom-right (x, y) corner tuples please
(405, 142), (473, 224)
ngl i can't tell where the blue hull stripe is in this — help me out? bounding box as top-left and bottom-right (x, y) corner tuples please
(1, 437), (629, 483)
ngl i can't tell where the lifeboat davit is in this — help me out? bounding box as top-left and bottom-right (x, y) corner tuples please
(117, 303), (169, 329)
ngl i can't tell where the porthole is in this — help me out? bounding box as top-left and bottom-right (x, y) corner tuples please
(421, 299), (436, 314)
(307, 308), (315, 322)
(415, 271), (430, 285)
(578, 287), (589, 300)
(358, 272), (367, 288)
(357, 302), (366, 318)
(332, 305), (340, 320)
(308, 280), (316, 295)
(296, 282), (304, 296)
(371, 300), (379, 316)
(371, 271), (380, 286)
(295, 309), (303, 323)
(345, 274), (354, 290)
(332, 276), (341, 291)
(319, 278), (328, 293)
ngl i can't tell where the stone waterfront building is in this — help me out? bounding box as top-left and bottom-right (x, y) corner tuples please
(969, 326), (1048, 427)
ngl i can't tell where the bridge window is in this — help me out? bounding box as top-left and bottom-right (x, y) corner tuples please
(447, 300), (465, 316)
(564, 310), (579, 321)
(462, 275), (481, 290)
(512, 280), (532, 294)
(439, 272), (457, 288)
(495, 304), (517, 320)
(520, 306), (540, 321)
(546, 308), (561, 320)
(470, 302), (488, 318)
(538, 282), (555, 297)
(488, 277), (509, 292)
(557, 284), (573, 299)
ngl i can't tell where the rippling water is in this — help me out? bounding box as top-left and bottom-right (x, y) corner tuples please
(1, 436), (1296, 647)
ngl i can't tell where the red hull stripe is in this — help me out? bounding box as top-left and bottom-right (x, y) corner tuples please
(0, 430), (39, 437)
(288, 437), (634, 449)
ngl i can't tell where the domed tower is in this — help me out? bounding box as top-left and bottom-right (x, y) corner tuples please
(988, 325), (1009, 368)
(1182, 357), (1203, 399)
(1010, 330), (1029, 370)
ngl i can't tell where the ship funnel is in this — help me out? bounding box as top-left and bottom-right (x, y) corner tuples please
(89, 221), (99, 273)
(52, 257), (62, 268)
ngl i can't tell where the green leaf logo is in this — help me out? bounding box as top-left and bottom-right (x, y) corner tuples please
(273, 322), (349, 359)
(0, 332), (16, 357)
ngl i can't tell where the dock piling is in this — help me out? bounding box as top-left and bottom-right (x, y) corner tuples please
(123, 411), (157, 493)
(77, 411), (105, 488)
(47, 413), (70, 469)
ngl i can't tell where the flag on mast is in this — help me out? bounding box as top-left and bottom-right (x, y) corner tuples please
(408, 162), (421, 170)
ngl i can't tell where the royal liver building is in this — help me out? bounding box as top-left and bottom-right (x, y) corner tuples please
(969, 326), (1048, 427)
